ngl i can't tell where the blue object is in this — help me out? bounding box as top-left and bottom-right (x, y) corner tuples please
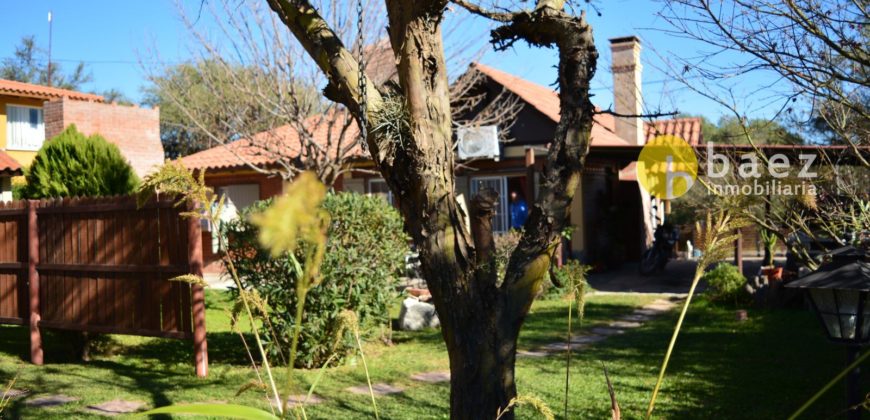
(510, 199), (528, 229)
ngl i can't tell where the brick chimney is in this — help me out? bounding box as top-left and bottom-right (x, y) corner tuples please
(610, 36), (643, 146)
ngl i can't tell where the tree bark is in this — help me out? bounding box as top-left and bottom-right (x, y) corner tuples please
(265, 1), (597, 418)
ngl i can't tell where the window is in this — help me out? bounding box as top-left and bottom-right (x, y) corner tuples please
(6, 105), (44, 151)
(368, 178), (395, 206)
(470, 176), (509, 233)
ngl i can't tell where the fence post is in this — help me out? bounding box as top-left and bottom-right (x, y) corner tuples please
(27, 200), (43, 365)
(188, 207), (208, 378)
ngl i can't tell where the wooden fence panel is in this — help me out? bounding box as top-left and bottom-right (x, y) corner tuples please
(0, 201), (26, 325)
(0, 195), (207, 376)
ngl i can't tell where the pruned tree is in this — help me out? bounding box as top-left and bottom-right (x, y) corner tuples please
(264, 0), (597, 417)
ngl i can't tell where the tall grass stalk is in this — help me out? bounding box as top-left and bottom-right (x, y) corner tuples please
(645, 211), (744, 419)
(561, 263), (588, 419)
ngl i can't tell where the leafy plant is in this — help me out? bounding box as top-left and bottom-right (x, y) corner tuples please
(22, 125), (139, 198)
(223, 192), (408, 368)
(703, 263), (748, 304)
(760, 228), (779, 266)
(140, 165), (387, 419)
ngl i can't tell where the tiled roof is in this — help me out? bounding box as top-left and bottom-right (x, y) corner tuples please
(182, 110), (364, 171)
(0, 150), (23, 176)
(471, 63), (628, 146)
(0, 79), (104, 102)
(645, 117), (703, 145)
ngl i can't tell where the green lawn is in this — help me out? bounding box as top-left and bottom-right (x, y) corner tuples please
(0, 290), (861, 419)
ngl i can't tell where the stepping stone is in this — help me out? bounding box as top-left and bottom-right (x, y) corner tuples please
(346, 383), (403, 396)
(621, 313), (654, 322)
(633, 308), (661, 316)
(608, 320), (643, 329)
(590, 327), (625, 336)
(410, 371), (450, 383)
(86, 400), (145, 415)
(3, 389), (29, 399)
(643, 300), (677, 312)
(569, 335), (607, 344)
(517, 350), (550, 358)
(26, 394), (78, 407)
(285, 394), (325, 407)
(540, 342), (587, 352)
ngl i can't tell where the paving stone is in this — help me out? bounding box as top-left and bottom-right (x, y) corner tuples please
(410, 371), (450, 383)
(3, 389), (29, 399)
(590, 327), (625, 336)
(540, 342), (587, 352)
(86, 400), (145, 415)
(285, 394), (325, 407)
(569, 335), (607, 344)
(621, 313), (654, 322)
(346, 383), (403, 396)
(633, 308), (661, 316)
(517, 350), (550, 358)
(26, 394), (78, 407)
(608, 320), (643, 329)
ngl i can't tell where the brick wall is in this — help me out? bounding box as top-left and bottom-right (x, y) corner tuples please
(44, 98), (164, 177)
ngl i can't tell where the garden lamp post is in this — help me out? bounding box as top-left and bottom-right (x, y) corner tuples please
(786, 247), (870, 420)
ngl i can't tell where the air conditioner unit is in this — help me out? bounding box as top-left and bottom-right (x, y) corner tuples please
(457, 125), (500, 160)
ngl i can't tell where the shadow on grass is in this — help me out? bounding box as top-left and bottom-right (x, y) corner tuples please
(523, 299), (863, 419)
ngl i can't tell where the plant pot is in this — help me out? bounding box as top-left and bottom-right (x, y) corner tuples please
(761, 267), (783, 285)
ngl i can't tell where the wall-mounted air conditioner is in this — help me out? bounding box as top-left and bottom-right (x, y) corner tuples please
(457, 125), (500, 161)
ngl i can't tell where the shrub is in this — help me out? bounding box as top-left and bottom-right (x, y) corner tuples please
(703, 262), (748, 303)
(22, 125), (139, 198)
(224, 192), (409, 368)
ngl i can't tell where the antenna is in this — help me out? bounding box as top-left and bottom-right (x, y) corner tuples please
(47, 11), (53, 87)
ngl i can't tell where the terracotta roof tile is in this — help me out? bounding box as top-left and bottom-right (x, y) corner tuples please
(471, 63), (629, 146)
(644, 117), (703, 145)
(0, 79), (104, 102)
(182, 110), (364, 171)
(0, 150), (23, 176)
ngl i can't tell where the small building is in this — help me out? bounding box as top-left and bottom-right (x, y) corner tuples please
(0, 79), (164, 179)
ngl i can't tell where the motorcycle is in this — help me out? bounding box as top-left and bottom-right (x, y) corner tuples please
(639, 222), (679, 275)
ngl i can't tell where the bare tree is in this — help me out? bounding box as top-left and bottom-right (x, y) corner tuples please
(658, 0), (869, 164)
(263, 0), (599, 418)
(654, 0), (870, 267)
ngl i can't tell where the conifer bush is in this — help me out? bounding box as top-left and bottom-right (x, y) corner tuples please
(22, 125), (139, 198)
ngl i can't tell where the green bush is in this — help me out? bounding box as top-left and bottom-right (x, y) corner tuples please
(23, 125), (139, 198)
(703, 262), (748, 303)
(224, 192), (409, 368)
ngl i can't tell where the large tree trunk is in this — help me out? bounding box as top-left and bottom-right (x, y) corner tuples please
(265, 1), (596, 418)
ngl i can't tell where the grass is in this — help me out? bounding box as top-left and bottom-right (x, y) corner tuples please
(0, 290), (862, 419)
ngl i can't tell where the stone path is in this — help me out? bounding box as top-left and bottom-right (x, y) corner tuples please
(518, 296), (680, 357)
(410, 371), (450, 384)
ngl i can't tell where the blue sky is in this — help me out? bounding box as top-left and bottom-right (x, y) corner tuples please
(0, 0), (785, 123)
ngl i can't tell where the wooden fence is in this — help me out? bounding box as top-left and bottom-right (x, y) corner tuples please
(0, 196), (207, 377)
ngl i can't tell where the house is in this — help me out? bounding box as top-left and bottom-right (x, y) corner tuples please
(0, 79), (164, 182)
(182, 36), (703, 270)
